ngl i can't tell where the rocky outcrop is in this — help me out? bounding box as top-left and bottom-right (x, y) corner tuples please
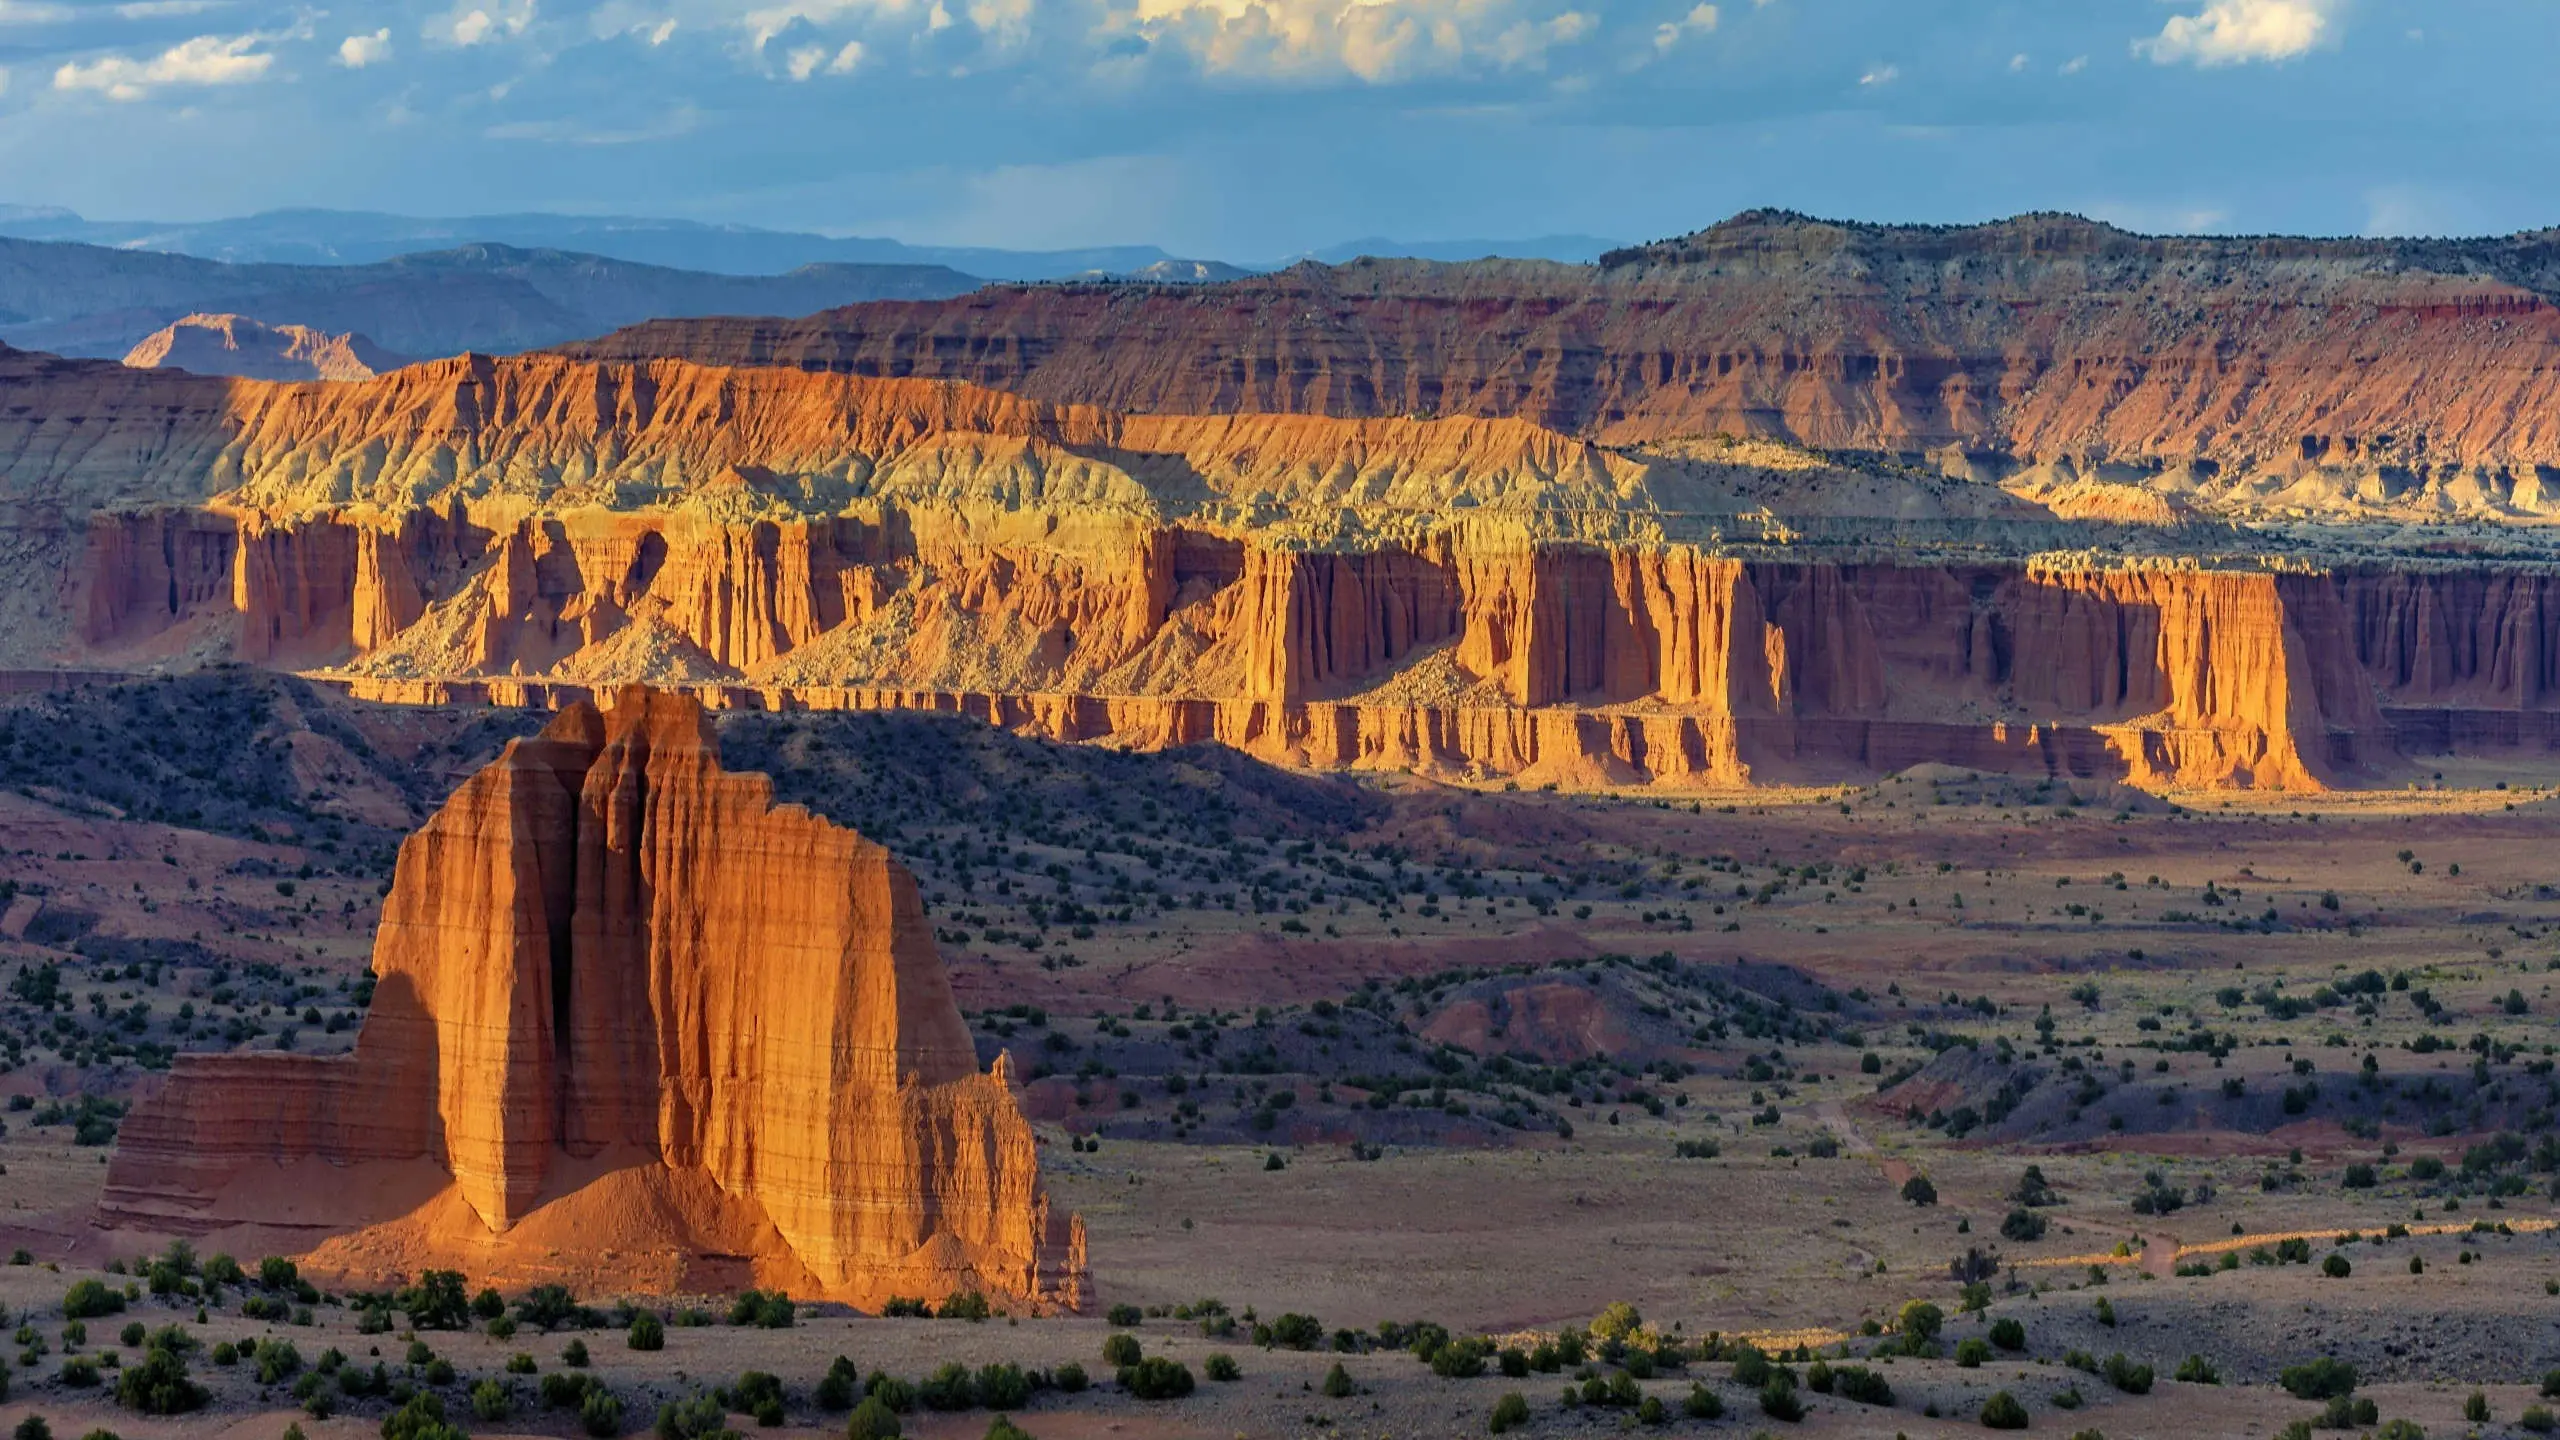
(100, 687), (1087, 1310)
(562, 211), (2560, 520)
(125, 314), (411, 381)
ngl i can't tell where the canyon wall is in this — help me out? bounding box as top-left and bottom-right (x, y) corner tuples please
(76, 493), (2560, 792)
(562, 211), (2560, 517)
(13, 339), (2560, 792)
(101, 687), (1088, 1310)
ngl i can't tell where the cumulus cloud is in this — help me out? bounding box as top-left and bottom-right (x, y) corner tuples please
(435, 1), (535, 46)
(2139, 0), (2337, 67)
(1654, 3), (1715, 54)
(53, 32), (273, 99)
(784, 36), (860, 75)
(1119, 0), (1600, 83)
(337, 28), (392, 66)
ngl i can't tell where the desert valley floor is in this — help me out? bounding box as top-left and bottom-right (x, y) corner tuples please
(0, 674), (2553, 1438)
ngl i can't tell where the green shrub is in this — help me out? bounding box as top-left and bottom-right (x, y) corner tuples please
(2000, 1209), (2048, 1242)
(1955, 1338), (1992, 1368)
(382, 1393), (464, 1440)
(2466, 1392), (2492, 1424)
(507, 1353), (537, 1375)
(1048, 1364), (1087, 1395)
(980, 1421), (1032, 1440)
(726, 1372), (784, 1418)
(845, 1398), (901, 1440)
(815, 1358), (862, 1411)
(2520, 1403), (2556, 1433)
(628, 1314), (665, 1352)
(2175, 1354), (2221, 1385)
(934, 1292), (988, 1323)
(1988, 1318), (2026, 1351)
(2321, 1254), (2351, 1278)
(1267, 1313), (1325, 1350)
(542, 1373), (603, 1410)
(57, 1358), (100, 1389)
(919, 1363), (976, 1411)
(1682, 1383), (1724, 1419)
(1106, 1304), (1143, 1327)
(1119, 1357), (1194, 1401)
(116, 1323), (143, 1348)
(975, 1364), (1030, 1411)
(1430, 1338), (1490, 1379)
(254, 1340), (304, 1385)
(1101, 1334), (1142, 1367)
(1981, 1391), (2029, 1429)
(2102, 1353), (2153, 1395)
(563, 1340), (591, 1368)
(730, 1291), (796, 1329)
(400, 1272), (471, 1331)
(114, 1347), (204, 1415)
(1729, 1345), (1771, 1386)
(1488, 1392), (1530, 1434)
(1835, 1366), (1893, 1406)
(865, 1376), (915, 1414)
(579, 1388), (624, 1439)
(471, 1380), (512, 1422)
(1759, 1375), (1804, 1422)
(62, 1283), (124, 1321)
(1203, 1354), (1240, 1382)
(2280, 1357), (2358, 1400)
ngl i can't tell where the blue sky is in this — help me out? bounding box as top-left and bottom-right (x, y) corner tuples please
(1, 0), (2554, 258)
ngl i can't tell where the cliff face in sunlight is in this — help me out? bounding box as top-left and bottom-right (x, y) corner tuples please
(563, 211), (2560, 525)
(15, 335), (2560, 793)
(101, 688), (1087, 1309)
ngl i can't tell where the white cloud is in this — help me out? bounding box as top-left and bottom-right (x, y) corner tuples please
(1119, 0), (1601, 83)
(2059, 53), (2087, 74)
(2138, 0), (2337, 67)
(647, 17), (676, 42)
(434, 1), (532, 46)
(1653, 3), (1714, 53)
(785, 39), (866, 76)
(53, 32), (272, 99)
(337, 28), (392, 66)
(1857, 61), (1895, 85)
(0, 1), (71, 23)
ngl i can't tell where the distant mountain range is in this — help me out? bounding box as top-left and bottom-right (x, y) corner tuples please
(0, 237), (983, 360)
(0, 204), (1622, 282)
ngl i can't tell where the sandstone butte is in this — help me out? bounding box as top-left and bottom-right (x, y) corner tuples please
(123, 313), (411, 383)
(98, 686), (1089, 1311)
(5, 329), (2560, 796)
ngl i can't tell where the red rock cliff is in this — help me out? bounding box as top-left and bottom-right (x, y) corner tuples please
(101, 687), (1087, 1310)
(560, 211), (2560, 513)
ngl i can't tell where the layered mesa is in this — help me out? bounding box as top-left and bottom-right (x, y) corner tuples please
(10, 339), (2560, 792)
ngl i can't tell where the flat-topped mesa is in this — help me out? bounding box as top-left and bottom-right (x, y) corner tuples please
(100, 686), (1086, 1311)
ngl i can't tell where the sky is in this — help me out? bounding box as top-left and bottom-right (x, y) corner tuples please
(0, 0), (2556, 259)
